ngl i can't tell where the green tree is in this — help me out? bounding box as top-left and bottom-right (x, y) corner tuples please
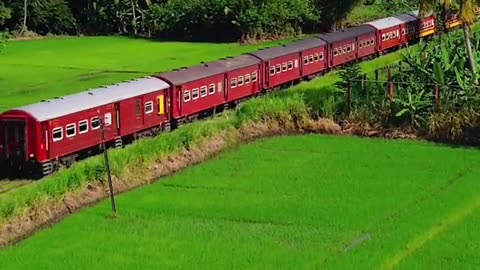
(0, 3), (11, 27)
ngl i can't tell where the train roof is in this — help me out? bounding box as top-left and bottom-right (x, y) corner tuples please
(366, 14), (417, 30)
(14, 77), (170, 122)
(249, 38), (326, 60)
(409, 10), (420, 17)
(156, 54), (260, 85)
(316, 25), (376, 43)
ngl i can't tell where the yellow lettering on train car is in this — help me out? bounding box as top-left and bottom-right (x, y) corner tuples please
(157, 95), (164, 115)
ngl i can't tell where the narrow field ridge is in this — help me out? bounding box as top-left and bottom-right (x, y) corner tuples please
(381, 195), (480, 270)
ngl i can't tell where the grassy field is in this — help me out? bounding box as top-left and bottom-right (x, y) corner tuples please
(0, 135), (479, 269)
(0, 36), (295, 111)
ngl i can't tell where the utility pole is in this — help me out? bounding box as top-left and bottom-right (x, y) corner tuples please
(99, 116), (117, 216)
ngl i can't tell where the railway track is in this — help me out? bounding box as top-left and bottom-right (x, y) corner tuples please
(0, 179), (32, 195)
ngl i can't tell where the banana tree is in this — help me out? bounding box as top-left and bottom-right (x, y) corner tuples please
(394, 88), (434, 128)
(419, 0), (479, 75)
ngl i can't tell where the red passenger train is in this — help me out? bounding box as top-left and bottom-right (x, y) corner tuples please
(0, 9), (475, 178)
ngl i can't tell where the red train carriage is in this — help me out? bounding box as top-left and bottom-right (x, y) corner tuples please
(283, 38), (328, 79)
(0, 77), (170, 177)
(317, 25), (376, 68)
(409, 10), (436, 38)
(396, 13), (420, 44)
(248, 44), (304, 89)
(219, 55), (263, 104)
(156, 55), (261, 124)
(366, 15), (417, 54)
(445, 12), (461, 31)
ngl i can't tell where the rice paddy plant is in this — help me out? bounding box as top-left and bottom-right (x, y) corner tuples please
(234, 93), (310, 127)
(1, 135), (480, 269)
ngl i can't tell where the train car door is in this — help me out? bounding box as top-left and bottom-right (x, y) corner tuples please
(1, 120), (26, 161)
(156, 90), (168, 119)
(134, 97), (144, 128)
(41, 122), (49, 160)
(224, 74), (228, 101)
(114, 102), (121, 136)
(264, 61), (270, 89)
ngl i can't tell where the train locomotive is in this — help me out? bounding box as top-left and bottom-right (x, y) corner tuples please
(0, 9), (471, 179)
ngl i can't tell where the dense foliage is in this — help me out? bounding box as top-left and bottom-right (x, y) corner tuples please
(0, 0), (418, 41)
(324, 31), (480, 144)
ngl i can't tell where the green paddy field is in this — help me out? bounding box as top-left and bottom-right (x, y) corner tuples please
(1, 135), (479, 270)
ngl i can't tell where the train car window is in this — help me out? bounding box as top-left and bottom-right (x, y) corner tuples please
(281, 63), (286, 72)
(276, 64), (281, 73)
(79, 120), (88, 134)
(309, 55), (314, 63)
(184, 90), (191, 102)
(319, 52), (324, 60)
(287, 61), (293, 70)
(200, 86), (208, 97)
(270, 66), (275, 76)
(252, 72), (258, 82)
(91, 117), (101, 130)
(313, 54), (319, 62)
(343, 47), (347, 53)
(104, 113), (112, 126)
(209, 84), (215, 94)
(346, 46), (351, 52)
(245, 74), (251, 84)
(382, 34), (385, 41)
(145, 101), (154, 114)
(66, 124), (76, 138)
(231, 78), (237, 88)
(238, 76), (244, 86)
(192, 88), (199, 99)
(52, 127), (63, 142)
(304, 56), (309, 65)
(359, 42), (363, 48)
(333, 49), (338, 56)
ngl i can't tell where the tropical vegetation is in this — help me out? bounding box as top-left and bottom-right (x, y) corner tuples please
(0, 0), (418, 41)
(419, 0), (480, 73)
(318, 29), (480, 144)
